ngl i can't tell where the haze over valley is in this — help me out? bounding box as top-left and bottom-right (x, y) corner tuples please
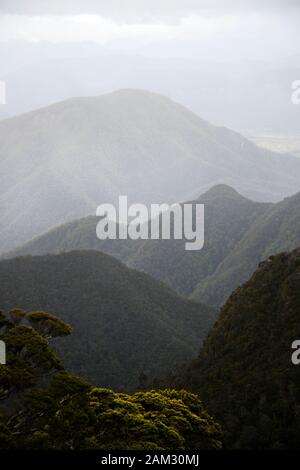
(1, 89), (300, 255)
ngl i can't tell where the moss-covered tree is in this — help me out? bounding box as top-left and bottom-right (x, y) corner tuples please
(0, 309), (222, 450)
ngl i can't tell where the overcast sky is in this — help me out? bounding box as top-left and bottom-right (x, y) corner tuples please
(0, 1), (299, 19)
(0, 2), (299, 132)
(0, 1), (299, 62)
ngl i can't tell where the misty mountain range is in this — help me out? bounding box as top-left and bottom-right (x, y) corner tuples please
(1, 89), (300, 255)
(1, 46), (300, 134)
(2, 1), (300, 452)
(7, 183), (300, 310)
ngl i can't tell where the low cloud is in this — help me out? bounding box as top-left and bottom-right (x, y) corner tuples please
(0, 0), (299, 23)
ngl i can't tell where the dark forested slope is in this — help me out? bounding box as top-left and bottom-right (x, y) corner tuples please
(0, 250), (216, 389)
(7, 186), (300, 313)
(171, 247), (300, 449)
(192, 190), (300, 306)
(127, 185), (271, 295)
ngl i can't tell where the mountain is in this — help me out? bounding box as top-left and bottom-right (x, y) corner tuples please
(7, 186), (300, 311)
(1, 89), (300, 254)
(5, 216), (142, 263)
(192, 189), (300, 306)
(6, 186), (271, 296)
(2, 49), (300, 134)
(127, 185), (271, 296)
(166, 247), (300, 449)
(0, 250), (216, 389)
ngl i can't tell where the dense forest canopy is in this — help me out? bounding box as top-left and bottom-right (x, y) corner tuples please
(0, 250), (216, 389)
(0, 308), (222, 450)
(163, 248), (300, 449)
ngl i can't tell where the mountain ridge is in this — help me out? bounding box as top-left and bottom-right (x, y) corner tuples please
(192, 189), (300, 306)
(1, 89), (300, 253)
(6, 184), (300, 311)
(0, 249), (216, 389)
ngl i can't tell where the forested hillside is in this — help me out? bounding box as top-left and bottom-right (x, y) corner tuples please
(166, 248), (300, 449)
(192, 189), (300, 306)
(127, 185), (271, 295)
(0, 309), (222, 450)
(10, 185), (300, 310)
(0, 250), (216, 389)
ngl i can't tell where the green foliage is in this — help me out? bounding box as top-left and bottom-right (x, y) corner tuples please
(14, 384), (222, 450)
(27, 311), (72, 338)
(0, 413), (12, 448)
(0, 310), (222, 450)
(0, 310), (70, 402)
(8, 308), (26, 325)
(168, 248), (300, 449)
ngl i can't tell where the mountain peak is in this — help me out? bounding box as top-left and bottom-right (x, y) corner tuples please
(1, 88), (300, 254)
(200, 184), (244, 201)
